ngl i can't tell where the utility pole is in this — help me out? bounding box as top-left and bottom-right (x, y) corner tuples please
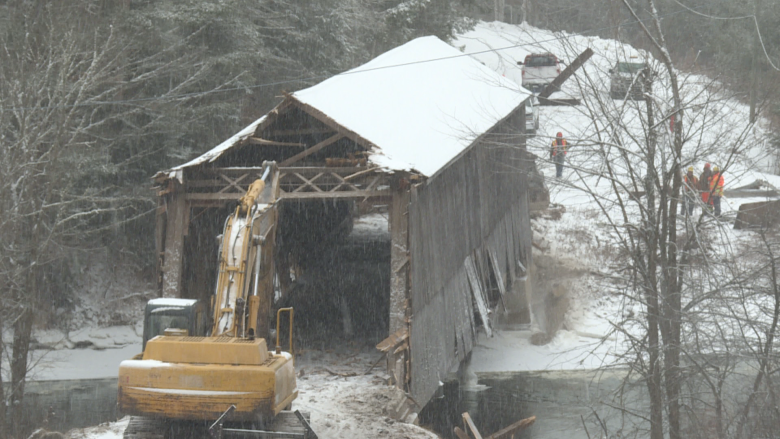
(749, 0), (761, 124)
(494, 0), (505, 22)
(522, 0), (528, 24)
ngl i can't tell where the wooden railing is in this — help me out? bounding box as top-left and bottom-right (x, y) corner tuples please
(184, 167), (390, 204)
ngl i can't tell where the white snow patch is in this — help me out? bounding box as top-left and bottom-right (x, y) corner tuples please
(66, 417), (129, 439)
(159, 116), (267, 181)
(349, 213), (389, 240)
(147, 298), (198, 307)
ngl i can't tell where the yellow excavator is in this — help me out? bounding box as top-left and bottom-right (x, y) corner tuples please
(118, 162), (312, 438)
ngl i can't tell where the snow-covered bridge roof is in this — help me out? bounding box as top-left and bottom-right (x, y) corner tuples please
(159, 36), (530, 180)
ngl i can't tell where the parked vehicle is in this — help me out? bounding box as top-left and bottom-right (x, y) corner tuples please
(518, 53), (561, 94)
(525, 97), (539, 133)
(609, 60), (649, 100)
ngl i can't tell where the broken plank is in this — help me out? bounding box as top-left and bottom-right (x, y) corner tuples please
(538, 47), (593, 99)
(343, 167), (380, 181)
(488, 415), (536, 439)
(376, 328), (409, 353)
(465, 255), (492, 337)
(279, 133), (344, 166)
(454, 427), (471, 439)
(323, 368), (357, 378)
(364, 352), (387, 375)
(462, 412), (483, 439)
(488, 248), (507, 311)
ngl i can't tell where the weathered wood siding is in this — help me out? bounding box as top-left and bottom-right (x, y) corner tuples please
(408, 107), (532, 406)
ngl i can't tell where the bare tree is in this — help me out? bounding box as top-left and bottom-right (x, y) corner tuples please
(0, 3), (230, 435)
(517, 1), (776, 436)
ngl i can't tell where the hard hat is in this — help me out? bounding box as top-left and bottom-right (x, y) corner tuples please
(687, 166), (694, 172)
(704, 163), (711, 169)
(556, 132), (563, 137)
(713, 166), (719, 172)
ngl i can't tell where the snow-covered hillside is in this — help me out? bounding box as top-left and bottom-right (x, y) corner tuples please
(455, 22), (778, 186)
(452, 22), (780, 373)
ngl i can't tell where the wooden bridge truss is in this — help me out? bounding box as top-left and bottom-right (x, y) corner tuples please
(182, 166), (390, 207)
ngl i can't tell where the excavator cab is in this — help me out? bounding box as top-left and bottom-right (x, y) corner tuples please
(142, 298), (209, 350)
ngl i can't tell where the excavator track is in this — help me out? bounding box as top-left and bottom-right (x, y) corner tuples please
(123, 417), (212, 439)
(123, 417), (168, 439)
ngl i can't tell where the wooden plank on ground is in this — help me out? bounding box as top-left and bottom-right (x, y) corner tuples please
(454, 427), (471, 439)
(488, 415), (536, 439)
(465, 255), (492, 337)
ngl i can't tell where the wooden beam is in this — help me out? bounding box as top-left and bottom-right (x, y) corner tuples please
(488, 416), (536, 439)
(462, 413), (483, 439)
(281, 191), (389, 199)
(376, 328), (409, 353)
(162, 188), (187, 298)
(282, 166), (364, 173)
(290, 172), (325, 193)
(389, 186), (411, 335)
(285, 94), (377, 150)
(185, 190), (389, 201)
(247, 137), (305, 147)
(454, 427), (471, 439)
(538, 48), (594, 99)
(465, 255), (493, 337)
(279, 133), (344, 166)
(344, 167), (379, 181)
(266, 127), (336, 136)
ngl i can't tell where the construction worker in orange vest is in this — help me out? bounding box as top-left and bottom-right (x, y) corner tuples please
(550, 132), (567, 178)
(709, 166), (725, 217)
(682, 166), (699, 216)
(699, 163), (712, 205)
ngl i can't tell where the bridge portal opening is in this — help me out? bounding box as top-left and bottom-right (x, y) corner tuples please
(275, 200), (391, 349)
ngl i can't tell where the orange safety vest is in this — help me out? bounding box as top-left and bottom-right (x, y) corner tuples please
(709, 172), (724, 197)
(551, 138), (567, 156)
(684, 174), (698, 193)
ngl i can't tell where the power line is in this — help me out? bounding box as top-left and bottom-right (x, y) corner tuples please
(0, 2), (765, 113)
(671, 0), (780, 71)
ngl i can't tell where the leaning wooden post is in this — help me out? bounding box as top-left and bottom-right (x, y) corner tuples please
(385, 176), (412, 390)
(161, 181), (188, 298)
(389, 177), (411, 335)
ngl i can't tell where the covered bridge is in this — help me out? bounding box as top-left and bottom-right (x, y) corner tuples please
(153, 36), (535, 410)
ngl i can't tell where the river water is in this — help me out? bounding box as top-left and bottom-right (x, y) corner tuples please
(421, 369), (652, 438)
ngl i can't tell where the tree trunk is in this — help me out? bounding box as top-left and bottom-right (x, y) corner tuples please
(9, 306), (33, 436)
(735, 233), (780, 438)
(0, 307), (5, 439)
(642, 85), (665, 439)
(749, 0), (760, 124)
